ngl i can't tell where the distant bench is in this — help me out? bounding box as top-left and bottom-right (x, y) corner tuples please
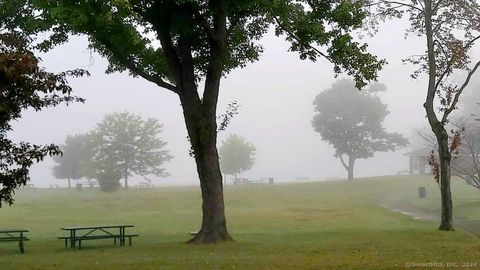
(233, 178), (274, 185)
(135, 181), (154, 188)
(0, 229), (29, 253)
(233, 178), (249, 185)
(59, 225), (138, 250)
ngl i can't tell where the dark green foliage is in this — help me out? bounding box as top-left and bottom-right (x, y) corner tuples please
(0, 3), (87, 205)
(34, 0), (384, 88)
(312, 79), (408, 179)
(217, 101), (240, 133)
(219, 134), (255, 178)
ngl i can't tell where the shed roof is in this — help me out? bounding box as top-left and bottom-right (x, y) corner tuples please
(403, 148), (435, 157)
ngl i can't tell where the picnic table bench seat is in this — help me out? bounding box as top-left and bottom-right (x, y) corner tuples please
(58, 234), (139, 248)
(0, 229), (29, 253)
(59, 225), (138, 249)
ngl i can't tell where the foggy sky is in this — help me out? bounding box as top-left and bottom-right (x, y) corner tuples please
(10, 20), (434, 187)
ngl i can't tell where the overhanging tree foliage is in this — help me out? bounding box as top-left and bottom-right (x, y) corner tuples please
(35, 0), (384, 243)
(219, 134), (256, 181)
(368, 0), (480, 231)
(312, 79), (408, 180)
(0, 1), (86, 206)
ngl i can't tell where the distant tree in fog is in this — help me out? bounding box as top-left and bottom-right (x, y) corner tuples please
(448, 119), (480, 191)
(219, 134), (256, 181)
(54, 112), (172, 192)
(52, 134), (92, 188)
(312, 79), (408, 180)
(88, 112), (172, 190)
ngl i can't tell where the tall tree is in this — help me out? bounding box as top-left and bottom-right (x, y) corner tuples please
(52, 134), (92, 188)
(88, 112), (173, 189)
(312, 79), (408, 180)
(0, 1), (86, 206)
(368, 0), (480, 231)
(36, 0), (384, 243)
(219, 134), (256, 181)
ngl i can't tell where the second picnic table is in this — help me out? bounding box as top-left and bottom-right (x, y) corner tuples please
(59, 225), (138, 249)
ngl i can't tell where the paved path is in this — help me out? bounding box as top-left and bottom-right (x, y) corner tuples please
(379, 199), (480, 236)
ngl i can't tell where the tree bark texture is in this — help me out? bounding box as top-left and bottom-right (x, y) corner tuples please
(347, 156), (355, 181)
(124, 160), (128, 189)
(180, 88), (233, 244)
(436, 129), (455, 231)
(340, 155), (355, 180)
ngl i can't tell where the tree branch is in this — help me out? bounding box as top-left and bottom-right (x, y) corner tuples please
(98, 37), (178, 94)
(269, 11), (332, 63)
(367, 0), (424, 13)
(433, 40), (452, 92)
(413, 128), (437, 149)
(441, 60), (480, 123)
(339, 155), (349, 171)
(202, 0), (228, 115)
(119, 57), (178, 93)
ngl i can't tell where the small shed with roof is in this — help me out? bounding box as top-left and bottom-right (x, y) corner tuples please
(404, 148), (433, 175)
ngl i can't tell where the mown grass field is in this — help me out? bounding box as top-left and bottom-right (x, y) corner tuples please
(0, 176), (479, 270)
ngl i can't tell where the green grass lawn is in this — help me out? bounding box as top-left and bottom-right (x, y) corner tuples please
(0, 176), (479, 269)
(383, 175), (480, 222)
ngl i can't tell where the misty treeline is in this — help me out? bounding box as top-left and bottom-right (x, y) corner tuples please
(1, 0), (479, 243)
(52, 112), (172, 192)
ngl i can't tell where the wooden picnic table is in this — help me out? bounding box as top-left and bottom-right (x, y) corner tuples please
(59, 225), (138, 249)
(233, 178), (249, 185)
(135, 181), (154, 188)
(0, 229), (29, 253)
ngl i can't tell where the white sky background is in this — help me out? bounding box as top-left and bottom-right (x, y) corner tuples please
(9, 19), (432, 187)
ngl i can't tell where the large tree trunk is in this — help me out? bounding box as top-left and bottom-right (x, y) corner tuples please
(340, 155), (355, 181)
(189, 141), (232, 244)
(436, 129), (454, 231)
(347, 156), (355, 181)
(181, 92), (233, 244)
(124, 159), (128, 189)
(124, 168), (128, 189)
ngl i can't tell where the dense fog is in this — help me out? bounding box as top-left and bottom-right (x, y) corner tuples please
(8, 20), (457, 187)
